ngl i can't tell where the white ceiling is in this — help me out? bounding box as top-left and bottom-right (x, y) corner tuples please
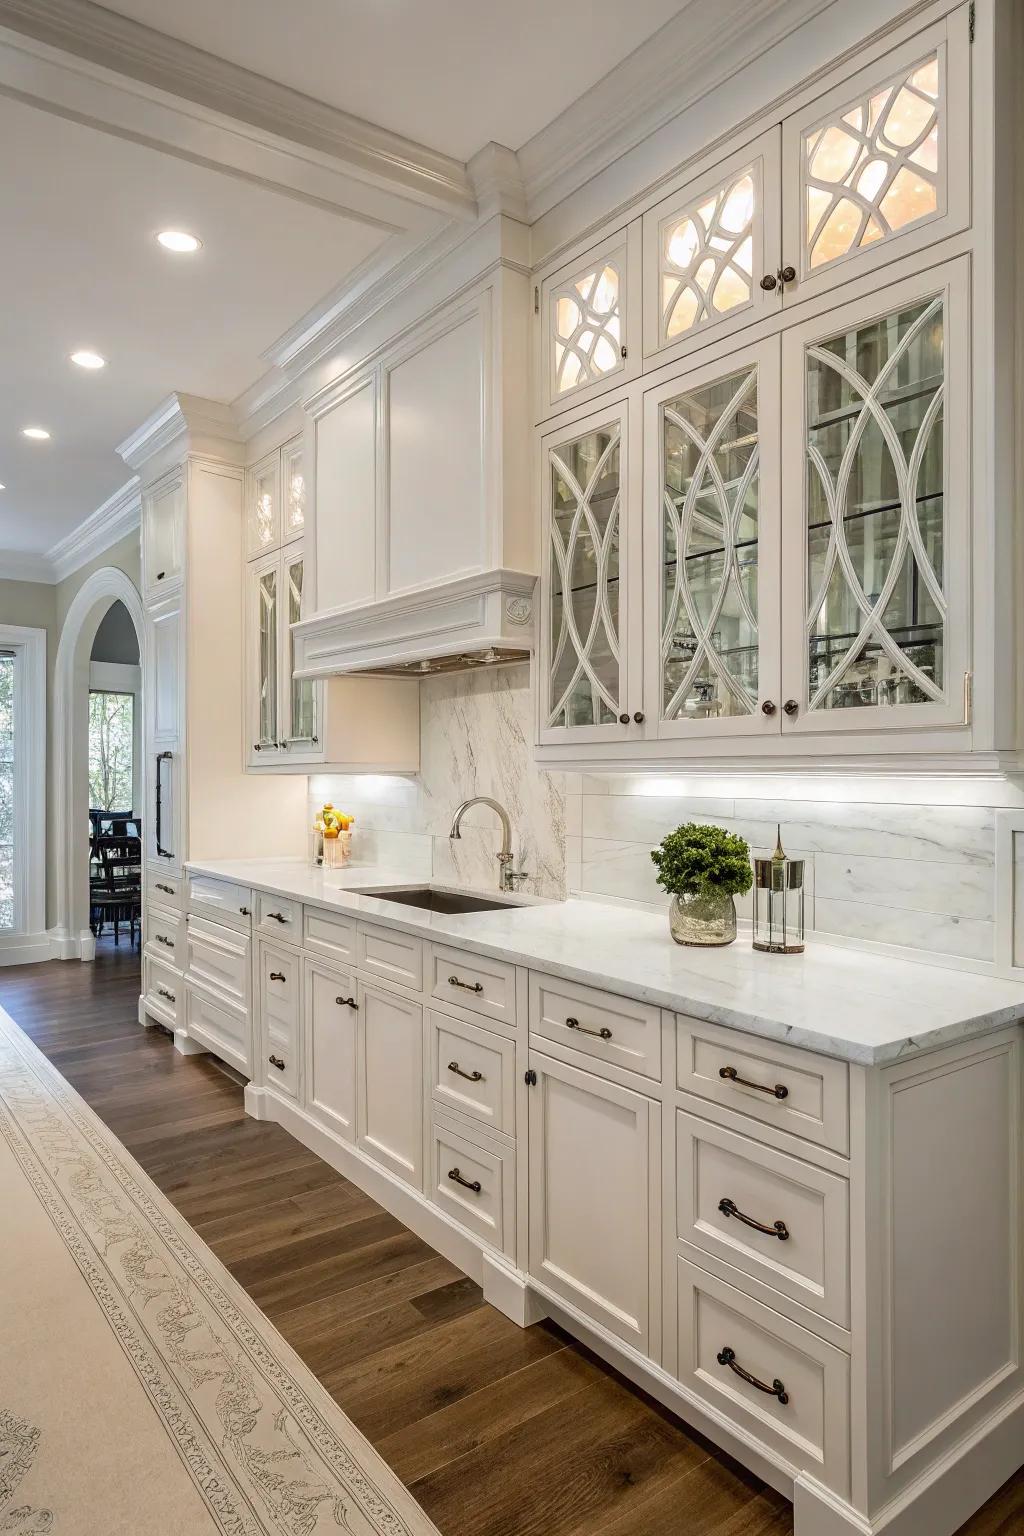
(0, 93), (390, 557)
(99, 0), (685, 161)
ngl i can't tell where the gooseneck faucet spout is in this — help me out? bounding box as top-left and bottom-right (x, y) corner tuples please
(449, 797), (517, 890)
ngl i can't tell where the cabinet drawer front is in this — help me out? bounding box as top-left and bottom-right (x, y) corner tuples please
(429, 1010), (515, 1135)
(429, 944), (516, 1029)
(358, 922), (423, 991)
(303, 906), (357, 967)
(143, 954), (181, 1027)
(677, 1109), (849, 1328)
(256, 891), (302, 944)
(304, 958), (358, 1140)
(187, 873), (253, 931)
(530, 973), (662, 1081)
(260, 942), (300, 1034)
(145, 904), (182, 969)
(677, 1257), (850, 1494)
(429, 1113), (514, 1258)
(146, 868), (183, 911)
(185, 983), (251, 1077)
(677, 1017), (849, 1155)
(185, 915), (250, 1011)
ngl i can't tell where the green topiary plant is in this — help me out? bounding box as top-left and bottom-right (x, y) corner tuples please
(651, 822), (753, 899)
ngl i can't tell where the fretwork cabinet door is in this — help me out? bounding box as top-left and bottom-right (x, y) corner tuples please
(642, 335), (782, 741)
(779, 257), (970, 736)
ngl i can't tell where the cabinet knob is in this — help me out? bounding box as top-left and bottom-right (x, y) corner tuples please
(783, 699), (799, 716)
(759, 273), (778, 291)
(268, 1054), (286, 1071)
(620, 344), (628, 360)
(760, 700), (776, 716)
(633, 711), (645, 724)
(156, 570), (166, 581)
(618, 713), (630, 725)
(780, 265), (796, 284)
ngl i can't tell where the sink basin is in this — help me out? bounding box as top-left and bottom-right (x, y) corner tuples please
(352, 885), (518, 915)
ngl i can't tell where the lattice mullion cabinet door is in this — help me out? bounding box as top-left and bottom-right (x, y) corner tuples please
(245, 450), (282, 561)
(536, 223), (641, 423)
(278, 544), (323, 766)
(641, 335), (782, 742)
(779, 10), (969, 309)
(245, 547), (284, 768)
(779, 256), (971, 739)
(537, 393), (640, 746)
(641, 129), (782, 372)
(281, 436), (307, 547)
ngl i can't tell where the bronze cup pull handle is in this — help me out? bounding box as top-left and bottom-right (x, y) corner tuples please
(448, 1060), (484, 1082)
(566, 1016), (612, 1040)
(449, 975), (484, 994)
(718, 1197), (790, 1241)
(716, 1347), (788, 1404)
(447, 1167), (482, 1194)
(268, 1055), (285, 1071)
(719, 1065), (788, 1100)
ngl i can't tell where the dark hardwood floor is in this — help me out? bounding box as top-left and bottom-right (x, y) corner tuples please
(2, 945), (1022, 1536)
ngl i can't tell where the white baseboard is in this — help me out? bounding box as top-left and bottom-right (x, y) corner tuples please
(0, 932), (60, 966)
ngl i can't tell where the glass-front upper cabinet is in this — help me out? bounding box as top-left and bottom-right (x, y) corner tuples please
(781, 13), (968, 304)
(249, 551), (279, 758)
(642, 131), (782, 370)
(282, 437), (306, 543)
(282, 548), (318, 750)
(537, 226), (641, 421)
(780, 258), (969, 734)
(643, 338), (781, 739)
(539, 396), (640, 744)
(245, 452), (281, 561)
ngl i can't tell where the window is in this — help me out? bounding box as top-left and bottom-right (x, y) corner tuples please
(88, 690), (134, 811)
(0, 651), (14, 930)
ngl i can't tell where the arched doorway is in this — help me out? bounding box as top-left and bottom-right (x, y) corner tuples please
(53, 567), (145, 960)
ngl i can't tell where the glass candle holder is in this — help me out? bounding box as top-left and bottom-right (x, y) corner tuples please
(752, 827), (805, 954)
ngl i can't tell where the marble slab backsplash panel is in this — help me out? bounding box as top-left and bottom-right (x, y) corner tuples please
(308, 664), (1009, 965)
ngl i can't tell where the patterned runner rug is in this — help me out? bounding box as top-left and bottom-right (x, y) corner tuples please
(0, 1002), (441, 1536)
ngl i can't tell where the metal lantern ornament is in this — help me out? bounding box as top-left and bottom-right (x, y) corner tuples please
(753, 826), (805, 954)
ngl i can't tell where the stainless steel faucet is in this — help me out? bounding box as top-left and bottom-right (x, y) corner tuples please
(449, 796), (525, 892)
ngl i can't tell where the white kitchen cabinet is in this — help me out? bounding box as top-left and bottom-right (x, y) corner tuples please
(537, 224), (641, 420)
(642, 131), (782, 369)
(142, 467), (185, 601)
(780, 12), (969, 306)
(281, 436), (307, 544)
(304, 957), (358, 1140)
(528, 1049), (660, 1353)
(356, 978), (424, 1190)
(245, 450), (281, 561)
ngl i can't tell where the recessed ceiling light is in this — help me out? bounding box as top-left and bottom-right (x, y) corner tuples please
(0, 483), (5, 491)
(22, 427), (51, 440)
(71, 349), (106, 370)
(157, 229), (202, 254)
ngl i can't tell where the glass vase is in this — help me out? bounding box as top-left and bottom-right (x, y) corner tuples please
(669, 889), (737, 947)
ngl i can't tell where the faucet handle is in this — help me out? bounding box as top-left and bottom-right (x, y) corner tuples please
(506, 869), (530, 891)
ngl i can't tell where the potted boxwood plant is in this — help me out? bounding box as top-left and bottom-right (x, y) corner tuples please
(651, 822), (753, 947)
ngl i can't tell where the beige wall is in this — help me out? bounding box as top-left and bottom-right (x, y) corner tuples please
(0, 531), (143, 931)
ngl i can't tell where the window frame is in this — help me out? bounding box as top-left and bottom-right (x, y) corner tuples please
(0, 624), (46, 949)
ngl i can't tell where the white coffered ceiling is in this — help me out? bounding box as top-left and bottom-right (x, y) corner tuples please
(97, 0), (686, 161)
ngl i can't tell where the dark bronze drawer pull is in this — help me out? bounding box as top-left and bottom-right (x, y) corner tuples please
(269, 971), (286, 982)
(155, 882), (174, 895)
(566, 1015), (612, 1040)
(716, 1347), (788, 1404)
(155, 933), (174, 947)
(447, 1167), (482, 1194)
(718, 1197), (790, 1241)
(449, 974), (484, 994)
(268, 1055), (286, 1071)
(336, 995), (358, 1010)
(239, 906), (250, 916)
(157, 986), (175, 1003)
(448, 1060), (484, 1082)
(719, 1065), (788, 1100)
(267, 911), (287, 924)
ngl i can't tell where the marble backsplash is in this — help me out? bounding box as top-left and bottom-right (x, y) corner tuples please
(311, 662), (1016, 966)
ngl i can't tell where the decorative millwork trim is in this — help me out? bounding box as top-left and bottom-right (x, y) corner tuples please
(48, 476), (140, 581)
(0, 0), (474, 218)
(117, 392), (240, 472)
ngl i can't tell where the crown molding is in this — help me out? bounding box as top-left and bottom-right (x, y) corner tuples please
(517, 0), (836, 221)
(467, 142), (527, 223)
(117, 392), (240, 473)
(0, 0), (474, 225)
(48, 476), (141, 582)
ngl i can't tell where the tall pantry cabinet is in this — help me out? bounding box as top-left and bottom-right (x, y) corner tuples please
(122, 395), (307, 1052)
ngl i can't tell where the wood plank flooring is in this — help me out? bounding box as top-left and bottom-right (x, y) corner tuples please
(2, 943), (1023, 1536)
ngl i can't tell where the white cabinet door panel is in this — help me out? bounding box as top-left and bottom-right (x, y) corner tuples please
(314, 374), (378, 614)
(528, 1050), (660, 1354)
(304, 958), (358, 1140)
(357, 980), (423, 1190)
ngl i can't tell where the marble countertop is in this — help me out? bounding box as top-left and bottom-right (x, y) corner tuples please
(184, 857), (1024, 1067)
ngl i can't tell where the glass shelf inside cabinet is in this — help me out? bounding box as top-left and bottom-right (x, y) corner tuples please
(804, 293), (945, 712)
(547, 424), (622, 729)
(660, 365), (761, 722)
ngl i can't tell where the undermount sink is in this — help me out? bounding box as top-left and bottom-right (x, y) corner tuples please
(352, 885), (519, 915)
